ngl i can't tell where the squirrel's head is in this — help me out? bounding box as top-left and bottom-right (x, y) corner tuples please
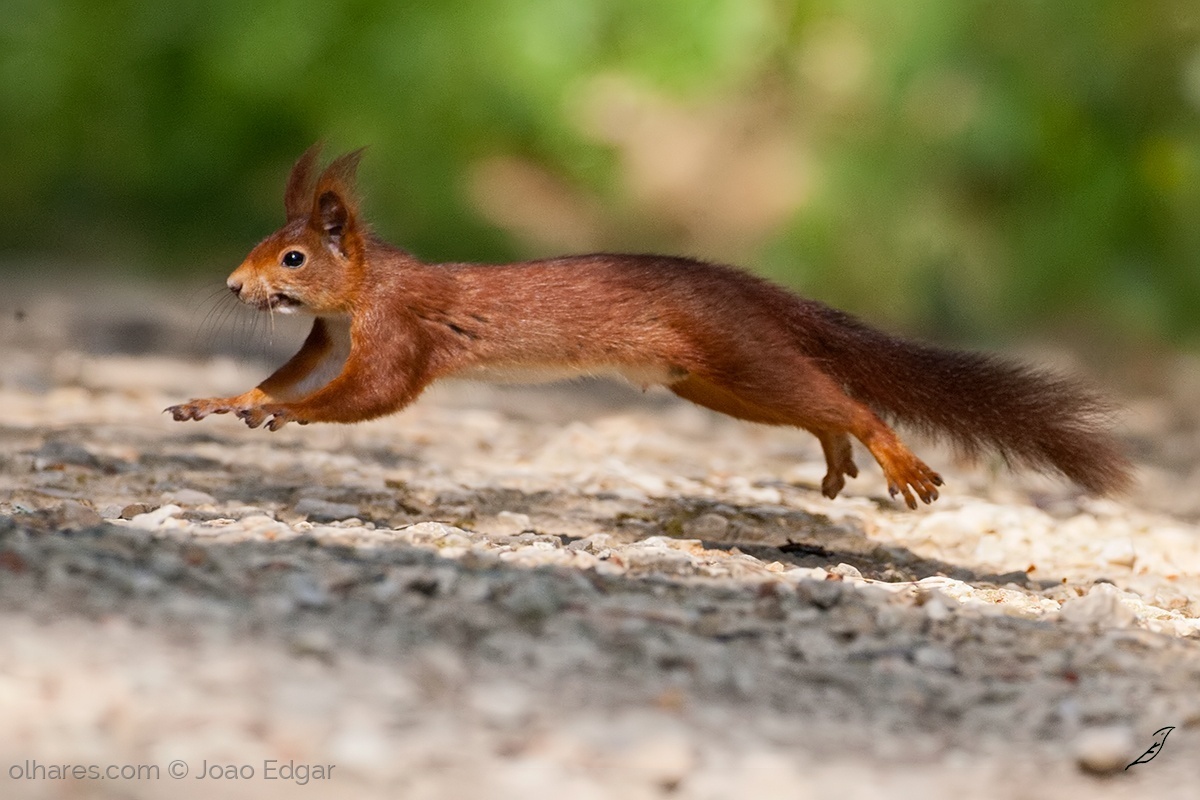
(227, 144), (368, 315)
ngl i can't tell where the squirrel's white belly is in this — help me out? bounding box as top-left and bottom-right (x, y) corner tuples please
(456, 362), (687, 390)
(287, 316), (353, 397)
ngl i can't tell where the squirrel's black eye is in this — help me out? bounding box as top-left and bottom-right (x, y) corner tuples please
(282, 250), (306, 268)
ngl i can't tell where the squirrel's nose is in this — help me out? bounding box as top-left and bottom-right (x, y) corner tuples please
(227, 279), (243, 296)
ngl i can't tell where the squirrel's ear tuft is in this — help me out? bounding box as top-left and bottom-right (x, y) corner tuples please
(311, 148), (368, 258)
(317, 147), (366, 191)
(284, 142), (323, 220)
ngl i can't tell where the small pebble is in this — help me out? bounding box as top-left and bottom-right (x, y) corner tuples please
(120, 503), (154, 520)
(1074, 725), (1135, 775)
(128, 505), (183, 530)
(97, 504), (124, 520)
(491, 511), (532, 535)
(1060, 583), (1137, 628)
(45, 501), (104, 531)
(1099, 539), (1137, 568)
(295, 497), (362, 522)
(830, 562), (863, 580)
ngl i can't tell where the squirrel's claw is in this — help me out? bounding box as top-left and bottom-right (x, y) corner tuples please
(165, 396), (297, 430)
(165, 402), (193, 422)
(236, 407), (268, 429)
(882, 456), (943, 509)
(166, 401), (219, 421)
(895, 473), (942, 509)
(166, 397), (254, 422)
(244, 404), (303, 431)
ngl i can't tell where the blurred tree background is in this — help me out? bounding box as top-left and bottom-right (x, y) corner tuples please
(2, 0), (1199, 342)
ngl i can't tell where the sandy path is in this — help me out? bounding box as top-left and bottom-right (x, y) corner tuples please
(2, 283), (1199, 798)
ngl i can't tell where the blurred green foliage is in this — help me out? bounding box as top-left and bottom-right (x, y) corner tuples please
(1, 0), (1198, 340)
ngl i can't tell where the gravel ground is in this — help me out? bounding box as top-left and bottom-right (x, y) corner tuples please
(2, 281), (1200, 799)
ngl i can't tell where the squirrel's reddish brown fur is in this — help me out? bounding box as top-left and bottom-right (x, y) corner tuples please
(168, 145), (1133, 508)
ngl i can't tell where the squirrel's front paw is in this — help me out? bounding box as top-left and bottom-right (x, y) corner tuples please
(235, 406), (270, 429)
(166, 398), (243, 422)
(238, 404), (305, 431)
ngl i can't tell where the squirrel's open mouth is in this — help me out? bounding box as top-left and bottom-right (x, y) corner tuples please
(261, 293), (303, 312)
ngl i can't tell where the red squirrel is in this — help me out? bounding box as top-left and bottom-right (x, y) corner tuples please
(167, 145), (1132, 508)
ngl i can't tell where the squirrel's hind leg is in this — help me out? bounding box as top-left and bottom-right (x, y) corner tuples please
(673, 358), (942, 508)
(851, 416), (943, 508)
(815, 431), (858, 499)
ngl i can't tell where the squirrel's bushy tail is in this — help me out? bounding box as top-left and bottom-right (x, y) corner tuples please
(795, 302), (1133, 495)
